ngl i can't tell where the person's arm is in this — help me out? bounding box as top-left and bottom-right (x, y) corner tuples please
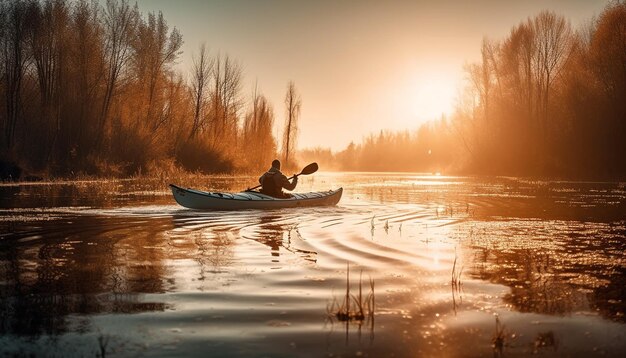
(259, 173), (265, 185)
(280, 173), (298, 191)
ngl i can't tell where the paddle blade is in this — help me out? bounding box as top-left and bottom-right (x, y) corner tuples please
(299, 162), (319, 175)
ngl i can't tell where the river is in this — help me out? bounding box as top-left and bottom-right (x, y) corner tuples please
(1, 173), (625, 357)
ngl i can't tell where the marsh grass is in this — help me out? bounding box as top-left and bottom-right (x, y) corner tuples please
(96, 332), (110, 358)
(492, 315), (506, 354)
(451, 250), (463, 288)
(0, 162), (259, 189)
(0, 172), (262, 205)
(451, 249), (464, 315)
(327, 262), (375, 323)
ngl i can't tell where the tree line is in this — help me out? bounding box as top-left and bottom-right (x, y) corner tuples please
(2, 0), (623, 179)
(299, 119), (457, 173)
(305, 2), (626, 179)
(0, 0), (301, 178)
(459, 2), (626, 178)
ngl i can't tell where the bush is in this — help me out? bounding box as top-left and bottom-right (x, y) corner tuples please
(176, 139), (234, 173)
(0, 160), (22, 181)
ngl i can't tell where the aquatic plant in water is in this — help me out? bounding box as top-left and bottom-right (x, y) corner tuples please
(327, 262), (375, 323)
(451, 249), (463, 288)
(492, 315), (506, 355)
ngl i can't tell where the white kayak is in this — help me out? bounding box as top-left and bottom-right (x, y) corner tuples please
(169, 184), (343, 210)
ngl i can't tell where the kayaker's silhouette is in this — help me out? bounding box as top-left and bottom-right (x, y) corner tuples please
(258, 159), (298, 198)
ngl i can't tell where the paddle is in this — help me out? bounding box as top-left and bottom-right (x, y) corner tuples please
(247, 162), (319, 191)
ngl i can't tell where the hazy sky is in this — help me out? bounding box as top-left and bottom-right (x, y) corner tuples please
(135, 0), (608, 150)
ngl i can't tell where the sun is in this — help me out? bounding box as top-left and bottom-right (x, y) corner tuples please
(409, 72), (458, 121)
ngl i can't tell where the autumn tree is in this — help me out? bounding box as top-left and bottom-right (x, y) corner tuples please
(460, 10), (577, 175)
(242, 85), (276, 170)
(209, 54), (242, 153)
(98, 0), (138, 150)
(282, 81), (300, 168)
(133, 10), (183, 131)
(189, 43), (212, 140)
(590, 2), (626, 176)
(531, 11), (574, 140)
(27, 0), (71, 165)
(65, 0), (104, 165)
(0, 0), (29, 151)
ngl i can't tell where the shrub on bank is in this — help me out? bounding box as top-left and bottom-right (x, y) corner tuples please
(176, 139), (234, 174)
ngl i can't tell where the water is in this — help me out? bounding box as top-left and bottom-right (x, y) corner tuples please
(1, 173), (625, 357)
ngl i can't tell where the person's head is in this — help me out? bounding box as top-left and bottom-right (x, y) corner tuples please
(271, 159), (281, 170)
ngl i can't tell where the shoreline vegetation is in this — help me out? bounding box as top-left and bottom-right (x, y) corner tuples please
(1, 1), (625, 181)
(302, 2), (626, 180)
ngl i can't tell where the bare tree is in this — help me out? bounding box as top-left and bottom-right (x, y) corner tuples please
(0, 0), (29, 150)
(243, 82), (261, 140)
(98, 0), (138, 148)
(243, 85), (276, 169)
(69, 0), (104, 154)
(133, 10), (183, 130)
(28, 0), (71, 160)
(282, 81), (301, 167)
(189, 43), (212, 139)
(467, 38), (495, 125)
(531, 11), (574, 135)
(209, 53), (242, 146)
(589, 2), (626, 174)
(590, 3), (626, 107)
(504, 22), (536, 121)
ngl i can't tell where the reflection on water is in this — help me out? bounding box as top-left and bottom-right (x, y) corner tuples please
(0, 173), (625, 356)
(0, 214), (172, 337)
(467, 219), (626, 322)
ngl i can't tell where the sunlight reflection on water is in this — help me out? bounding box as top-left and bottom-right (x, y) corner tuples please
(0, 173), (625, 357)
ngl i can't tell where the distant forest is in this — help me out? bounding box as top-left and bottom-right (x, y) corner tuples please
(302, 2), (626, 179)
(1, 1), (625, 179)
(0, 0), (300, 178)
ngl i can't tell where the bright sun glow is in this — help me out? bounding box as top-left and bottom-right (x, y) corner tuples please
(409, 72), (458, 122)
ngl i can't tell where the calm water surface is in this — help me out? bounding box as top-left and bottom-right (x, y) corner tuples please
(1, 173), (625, 357)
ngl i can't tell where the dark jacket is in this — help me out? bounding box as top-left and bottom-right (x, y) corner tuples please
(259, 167), (297, 196)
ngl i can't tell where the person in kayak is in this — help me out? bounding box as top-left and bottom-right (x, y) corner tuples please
(259, 159), (298, 198)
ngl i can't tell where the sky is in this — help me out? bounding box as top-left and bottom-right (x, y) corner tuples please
(135, 0), (608, 150)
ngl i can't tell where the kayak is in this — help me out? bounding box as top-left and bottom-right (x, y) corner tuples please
(169, 184), (343, 210)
